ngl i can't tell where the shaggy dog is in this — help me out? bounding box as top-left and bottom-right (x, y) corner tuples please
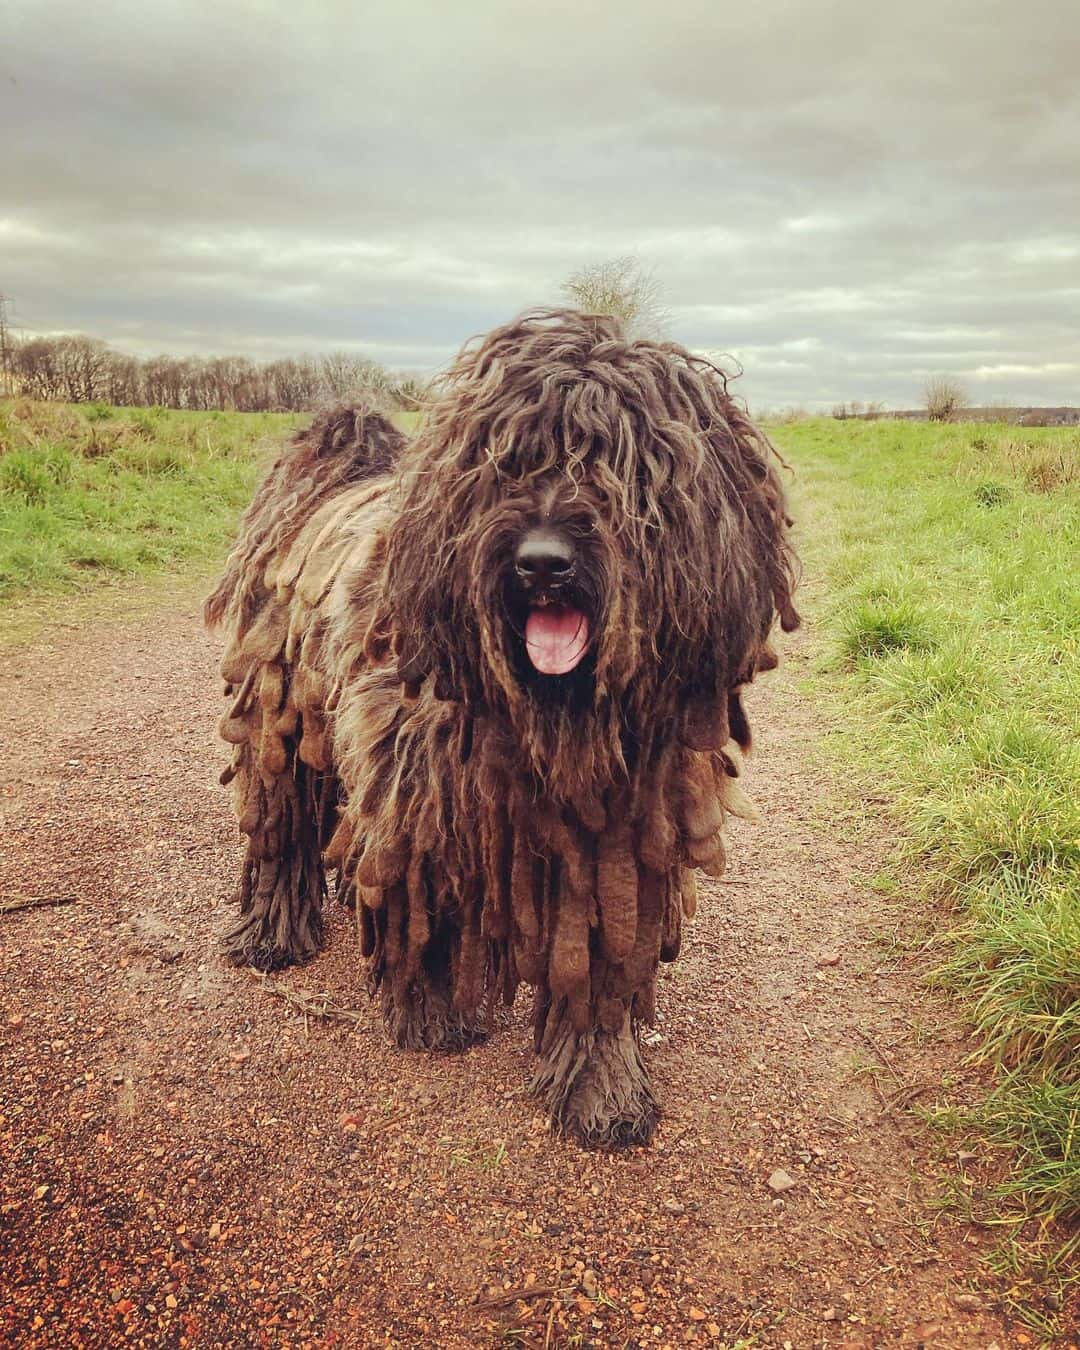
(205, 310), (798, 1147)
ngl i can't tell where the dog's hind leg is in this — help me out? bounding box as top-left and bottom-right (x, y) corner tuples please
(379, 918), (487, 1051)
(225, 756), (334, 972)
(218, 643), (337, 972)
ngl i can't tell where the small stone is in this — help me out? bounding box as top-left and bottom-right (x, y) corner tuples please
(7, 1013), (24, 1030)
(208, 1222), (221, 1240)
(951, 1292), (983, 1312)
(348, 1235), (365, 1252)
(822, 1307), (839, 1322)
(1043, 1292), (1063, 1311)
(688, 1307), (707, 1321)
(817, 952), (842, 967)
(767, 1169), (796, 1194)
(581, 1270), (599, 1297)
(869, 1231), (886, 1249)
(957, 1149), (978, 1164)
(661, 1198), (685, 1215)
(165, 1295), (178, 1309)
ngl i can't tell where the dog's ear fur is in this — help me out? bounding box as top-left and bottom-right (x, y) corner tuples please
(372, 561), (479, 706)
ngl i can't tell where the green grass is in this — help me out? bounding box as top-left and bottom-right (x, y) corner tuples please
(0, 399), (305, 598)
(770, 416), (1079, 1279)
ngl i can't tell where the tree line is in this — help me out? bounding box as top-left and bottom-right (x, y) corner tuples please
(1, 333), (429, 412)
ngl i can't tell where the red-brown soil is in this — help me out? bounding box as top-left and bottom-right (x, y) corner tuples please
(0, 590), (1036, 1347)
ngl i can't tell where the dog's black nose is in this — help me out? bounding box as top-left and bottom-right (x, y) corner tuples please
(515, 529), (575, 586)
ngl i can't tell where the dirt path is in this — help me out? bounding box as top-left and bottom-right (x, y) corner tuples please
(0, 593), (1024, 1349)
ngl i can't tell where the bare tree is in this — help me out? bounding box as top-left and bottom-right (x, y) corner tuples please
(266, 357), (322, 411)
(103, 352), (144, 405)
(143, 354), (186, 408)
(560, 257), (667, 337)
(924, 375), (968, 422)
(319, 351), (393, 406)
(45, 335), (110, 403)
(12, 337), (64, 400)
(0, 295), (13, 397)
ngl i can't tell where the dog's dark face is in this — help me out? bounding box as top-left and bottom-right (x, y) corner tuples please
(483, 481), (609, 703)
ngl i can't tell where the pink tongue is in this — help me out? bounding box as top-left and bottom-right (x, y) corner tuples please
(524, 604), (590, 675)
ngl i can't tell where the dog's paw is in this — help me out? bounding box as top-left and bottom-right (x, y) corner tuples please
(531, 1012), (660, 1150)
(232, 940), (301, 973)
(555, 1070), (660, 1150)
(222, 916), (323, 973)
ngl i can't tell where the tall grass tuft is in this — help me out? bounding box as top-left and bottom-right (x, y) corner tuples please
(840, 599), (939, 664)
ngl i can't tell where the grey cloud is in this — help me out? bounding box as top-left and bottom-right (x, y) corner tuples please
(3, 0), (1078, 409)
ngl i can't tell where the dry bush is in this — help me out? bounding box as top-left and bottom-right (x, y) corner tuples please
(389, 374), (433, 411)
(925, 375), (968, 422)
(560, 257), (667, 337)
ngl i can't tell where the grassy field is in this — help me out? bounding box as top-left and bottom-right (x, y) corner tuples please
(2, 399), (1077, 1287)
(771, 417), (1079, 1286)
(0, 399), (303, 599)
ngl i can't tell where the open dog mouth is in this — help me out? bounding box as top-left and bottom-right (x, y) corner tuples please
(523, 595), (591, 676)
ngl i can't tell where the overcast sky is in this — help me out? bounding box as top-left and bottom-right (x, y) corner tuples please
(4, 0), (1078, 410)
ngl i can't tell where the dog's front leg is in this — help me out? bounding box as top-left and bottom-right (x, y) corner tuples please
(530, 975), (660, 1149)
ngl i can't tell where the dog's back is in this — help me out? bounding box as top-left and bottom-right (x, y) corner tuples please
(204, 405), (402, 970)
(205, 406), (404, 632)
